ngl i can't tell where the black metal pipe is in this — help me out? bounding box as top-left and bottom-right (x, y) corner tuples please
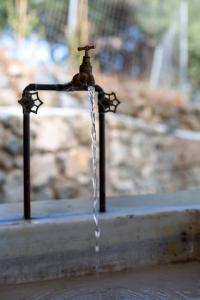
(23, 83), (73, 94)
(23, 82), (104, 94)
(98, 104), (106, 213)
(23, 112), (31, 219)
(21, 82), (106, 218)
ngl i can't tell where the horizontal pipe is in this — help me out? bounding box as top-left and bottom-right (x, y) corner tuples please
(23, 82), (104, 95)
(23, 83), (73, 94)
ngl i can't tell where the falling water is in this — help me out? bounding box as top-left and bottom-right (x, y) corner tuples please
(88, 86), (101, 260)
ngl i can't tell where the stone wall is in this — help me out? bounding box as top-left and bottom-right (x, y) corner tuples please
(0, 107), (200, 203)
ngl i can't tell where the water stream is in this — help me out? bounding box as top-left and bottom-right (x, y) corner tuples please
(87, 87), (135, 299)
(88, 86), (101, 266)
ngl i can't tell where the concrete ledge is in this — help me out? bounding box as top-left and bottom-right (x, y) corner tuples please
(0, 190), (200, 283)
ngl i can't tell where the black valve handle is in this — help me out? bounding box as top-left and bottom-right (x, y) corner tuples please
(18, 91), (43, 114)
(99, 92), (120, 113)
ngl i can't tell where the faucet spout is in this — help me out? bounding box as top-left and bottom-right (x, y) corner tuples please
(72, 45), (95, 87)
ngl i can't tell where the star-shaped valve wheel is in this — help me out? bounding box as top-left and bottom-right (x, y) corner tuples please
(99, 92), (120, 113)
(18, 91), (43, 114)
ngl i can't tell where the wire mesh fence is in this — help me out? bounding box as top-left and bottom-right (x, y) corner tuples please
(0, 0), (186, 84)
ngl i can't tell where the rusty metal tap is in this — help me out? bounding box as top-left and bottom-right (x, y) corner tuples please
(72, 45), (95, 87)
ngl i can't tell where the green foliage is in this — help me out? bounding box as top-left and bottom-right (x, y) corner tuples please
(89, 0), (136, 36)
(188, 22), (200, 86)
(0, 0), (8, 30)
(0, 0), (67, 41)
(137, 0), (179, 42)
(188, 0), (200, 86)
(29, 0), (68, 43)
(138, 0), (200, 86)
(6, 0), (41, 38)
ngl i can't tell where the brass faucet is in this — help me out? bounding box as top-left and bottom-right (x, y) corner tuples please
(72, 45), (95, 87)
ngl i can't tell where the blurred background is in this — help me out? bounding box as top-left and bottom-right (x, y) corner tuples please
(0, 0), (200, 203)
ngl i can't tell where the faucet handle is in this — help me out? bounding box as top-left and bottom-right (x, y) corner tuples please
(78, 45), (95, 57)
(18, 91), (43, 114)
(99, 92), (120, 113)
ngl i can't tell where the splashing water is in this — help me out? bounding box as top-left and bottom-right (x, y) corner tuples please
(88, 86), (101, 257)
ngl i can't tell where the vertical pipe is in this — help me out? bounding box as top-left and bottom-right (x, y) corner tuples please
(23, 112), (31, 219)
(98, 106), (106, 213)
